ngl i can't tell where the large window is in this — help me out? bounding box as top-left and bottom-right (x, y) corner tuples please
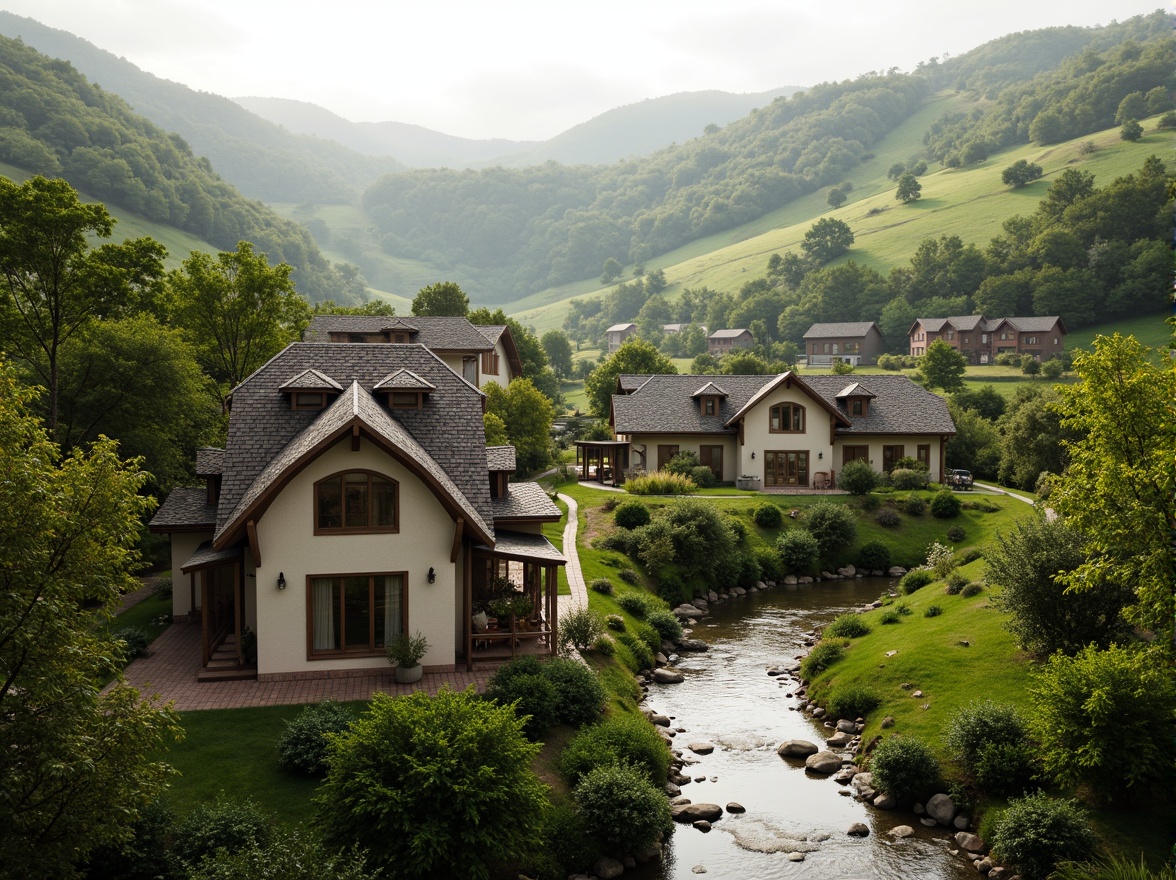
(309, 573), (405, 656)
(765, 451), (808, 487)
(769, 403), (805, 433)
(842, 445), (869, 466)
(700, 445), (723, 479)
(882, 445), (905, 472)
(657, 444), (680, 471)
(315, 471), (399, 534)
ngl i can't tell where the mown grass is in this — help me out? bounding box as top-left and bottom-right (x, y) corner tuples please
(109, 589), (174, 643)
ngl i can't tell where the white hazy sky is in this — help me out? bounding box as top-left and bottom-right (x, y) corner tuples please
(3, 0), (1171, 140)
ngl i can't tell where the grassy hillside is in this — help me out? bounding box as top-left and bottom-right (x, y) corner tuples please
(512, 112), (1174, 333)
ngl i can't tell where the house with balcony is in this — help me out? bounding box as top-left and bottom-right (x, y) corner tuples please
(802, 321), (886, 365)
(149, 343), (564, 681)
(908, 315), (1066, 364)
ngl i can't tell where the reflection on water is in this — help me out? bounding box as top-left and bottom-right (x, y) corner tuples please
(633, 579), (974, 880)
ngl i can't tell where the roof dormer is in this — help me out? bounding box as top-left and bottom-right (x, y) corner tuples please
(381, 318), (420, 345)
(279, 369), (344, 411)
(691, 381), (728, 417)
(835, 381), (876, 418)
(486, 445), (517, 499)
(373, 368), (435, 409)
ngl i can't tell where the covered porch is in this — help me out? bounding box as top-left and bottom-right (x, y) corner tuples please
(465, 532), (566, 668)
(573, 440), (631, 488)
(180, 541), (257, 682)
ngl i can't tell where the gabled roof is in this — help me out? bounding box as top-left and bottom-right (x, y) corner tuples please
(1002, 315), (1066, 333)
(486, 446), (516, 472)
(491, 482), (561, 522)
(213, 344), (494, 549)
(278, 368), (344, 392)
(373, 369), (436, 391)
(802, 321), (881, 339)
(724, 371), (850, 428)
(611, 374), (775, 434)
(474, 323), (524, 376)
(475, 530), (566, 564)
(607, 323), (636, 333)
(908, 315), (1064, 336)
(836, 382), (876, 399)
(616, 374), (652, 394)
(709, 328), (752, 339)
(804, 375), (955, 435)
(303, 315), (494, 351)
(195, 447), (224, 476)
(691, 381), (728, 398)
(149, 486), (217, 532)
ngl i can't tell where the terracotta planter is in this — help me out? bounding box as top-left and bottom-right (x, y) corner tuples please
(395, 663), (423, 684)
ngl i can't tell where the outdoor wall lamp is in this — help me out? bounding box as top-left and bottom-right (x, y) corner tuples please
(750, 451), (756, 459)
(427, 567), (436, 584)
(818, 452), (824, 460)
(277, 572), (286, 590)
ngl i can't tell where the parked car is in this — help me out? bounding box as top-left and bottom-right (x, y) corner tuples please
(947, 469), (973, 490)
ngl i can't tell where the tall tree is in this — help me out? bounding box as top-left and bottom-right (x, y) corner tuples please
(1049, 334), (1176, 646)
(801, 218), (854, 264)
(411, 281), (469, 316)
(169, 241), (310, 406)
(0, 176), (165, 436)
(584, 337), (677, 417)
(0, 363), (180, 875)
(915, 339), (967, 391)
(539, 329), (574, 379)
(895, 172), (922, 204)
(483, 378), (554, 474)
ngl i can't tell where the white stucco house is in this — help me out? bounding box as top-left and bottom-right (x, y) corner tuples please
(606, 372), (955, 489)
(150, 343), (563, 681)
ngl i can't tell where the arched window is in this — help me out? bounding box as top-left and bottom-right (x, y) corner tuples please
(769, 403), (805, 433)
(314, 470), (399, 534)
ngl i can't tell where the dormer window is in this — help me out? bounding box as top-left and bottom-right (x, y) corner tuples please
(391, 332), (410, 343)
(850, 398), (867, 416)
(703, 397), (716, 416)
(280, 369), (344, 411)
(390, 391), (422, 409)
(373, 369), (435, 410)
(293, 391), (328, 411)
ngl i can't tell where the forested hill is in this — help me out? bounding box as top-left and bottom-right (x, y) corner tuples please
(0, 33), (362, 302)
(0, 11), (405, 204)
(361, 11), (1174, 303)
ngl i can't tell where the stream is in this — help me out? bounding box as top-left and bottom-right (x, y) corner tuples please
(634, 578), (974, 880)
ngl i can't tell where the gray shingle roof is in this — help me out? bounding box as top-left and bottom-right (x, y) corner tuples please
(213, 344), (494, 548)
(1001, 316), (1065, 332)
(373, 369), (436, 391)
(475, 530), (566, 564)
(607, 323), (636, 333)
(616, 375), (651, 393)
(836, 382), (876, 399)
(278, 368), (344, 391)
(150, 487), (217, 530)
(303, 315), (494, 351)
(803, 322), (880, 339)
(691, 381), (728, 397)
(478, 324), (506, 344)
(804, 375), (955, 435)
(195, 448), (224, 476)
(486, 446), (516, 472)
(180, 540), (243, 573)
(912, 315), (1062, 334)
(612, 374), (774, 434)
(492, 482), (560, 521)
(709, 328), (752, 339)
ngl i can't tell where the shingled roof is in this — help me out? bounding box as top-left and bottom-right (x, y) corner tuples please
(804, 375), (955, 435)
(802, 321), (880, 339)
(486, 446), (516, 472)
(194, 448), (224, 476)
(150, 487), (217, 531)
(303, 315), (494, 351)
(491, 482), (561, 522)
(611, 374), (772, 434)
(212, 344), (494, 549)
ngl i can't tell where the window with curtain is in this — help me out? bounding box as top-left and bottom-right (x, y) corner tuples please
(310, 573), (405, 656)
(315, 471), (398, 533)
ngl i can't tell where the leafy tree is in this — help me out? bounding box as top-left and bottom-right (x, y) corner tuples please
(411, 281), (469, 316)
(997, 386), (1075, 490)
(951, 385), (1005, 421)
(916, 339), (967, 391)
(540, 329), (574, 379)
(895, 172), (922, 203)
(1049, 334), (1176, 644)
(483, 411), (509, 446)
(600, 257), (622, 284)
(1119, 118), (1143, 141)
(0, 176), (165, 437)
(1114, 91), (1148, 124)
(801, 218), (854, 264)
(1001, 159), (1044, 188)
(311, 298), (395, 316)
(886, 162), (906, 180)
(644, 268), (667, 295)
(0, 364), (180, 875)
(827, 186), (848, 208)
(945, 401), (1001, 478)
(878, 297), (917, 353)
(989, 793), (1096, 880)
(484, 379), (554, 473)
(170, 242), (310, 406)
(720, 350), (773, 375)
(985, 516), (1132, 656)
(584, 337), (676, 417)
(316, 688), (547, 880)
(1157, 110), (1176, 129)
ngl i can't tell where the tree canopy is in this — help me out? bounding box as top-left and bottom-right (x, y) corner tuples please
(916, 339), (967, 391)
(584, 337), (677, 417)
(896, 172), (922, 204)
(411, 281), (469, 317)
(484, 378), (554, 474)
(1001, 159), (1044, 188)
(800, 218), (854, 263)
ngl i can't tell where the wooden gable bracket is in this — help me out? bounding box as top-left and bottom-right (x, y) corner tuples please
(738, 418), (745, 446)
(351, 422), (361, 452)
(246, 519), (261, 568)
(830, 417), (837, 446)
(450, 517), (465, 563)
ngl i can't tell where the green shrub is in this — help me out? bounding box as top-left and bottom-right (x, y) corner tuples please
(186, 827), (376, 880)
(485, 672), (559, 739)
(613, 500), (651, 529)
(601, 496), (620, 511)
(574, 763), (673, 855)
(541, 657), (606, 728)
(112, 626), (150, 661)
(826, 685), (880, 719)
(859, 493), (882, 511)
(618, 568), (640, 585)
(989, 793), (1095, 880)
(806, 501), (857, 555)
(83, 798), (175, 880)
(725, 514), (747, 543)
(755, 546), (782, 581)
(617, 591), (659, 619)
(624, 472), (696, 494)
(961, 581), (984, 597)
(924, 541), (957, 578)
(316, 689), (546, 879)
(944, 700), (1033, 797)
(645, 609), (682, 643)
(956, 546), (983, 564)
(869, 735), (940, 803)
(591, 635), (615, 656)
(800, 641), (844, 680)
(172, 796), (272, 868)
(899, 569), (933, 594)
(616, 631), (654, 671)
(1029, 644), (1175, 801)
(875, 507), (900, 527)
(776, 528), (820, 573)
(856, 540), (890, 572)
(558, 606), (606, 654)
(593, 532), (635, 554)
(825, 614), (870, 639)
(890, 468), (929, 491)
(838, 459), (878, 495)
(278, 701), (355, 777)
(944, 572), (967, 595)
(879, 609), (901, 624)
(974, 741), (1039, 798)
(663, 450), (701, 476)
(1051, 855), (1176, 880)
(535, 803), (601, 880)
(606, 614), (625, 631)
(590, 577), (614, 595)
(634, 620), (662, 655)
(946, 525), (965, 542)
(895, 602), (912, 616)
(753, 503), (784, 528)
(930, 489), (962, 519)
(690, 465), (716, 488)
(149, 576), (173, 600)
(559, 713), (672, 785)
(903, 496), (926, 516)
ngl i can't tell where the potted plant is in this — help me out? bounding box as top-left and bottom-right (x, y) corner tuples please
(387, 630), (429, 683)
(239, 625), (256, 664)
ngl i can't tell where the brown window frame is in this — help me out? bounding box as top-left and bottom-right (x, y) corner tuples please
(307, 571), (407, 659)
(882, 445), (905, 473)
(842, 445), (869, 466)
(703, 397), (716, 416)
(764, 450), (809, 487)
(481, 350), (500, 375)
(850, 399), (864, 416)
(769, 403), (805, 433)
(699, 445), (723, 480)
(917, 444), (931, 469)
(314, 470), (400, 535)
(292, 391), (328, 411)
(388, 391), (423, 409)
(657, 445), (680, 471)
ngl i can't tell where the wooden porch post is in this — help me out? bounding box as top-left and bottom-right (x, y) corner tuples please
(546, 564), (556, 656)
(464, 545), (473, 670)
(234, 560), (243, 664)
(200, 572), (210, 667)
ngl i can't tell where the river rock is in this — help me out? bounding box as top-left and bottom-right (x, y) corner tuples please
(678, 639), (710, 652)
(826, 731), (853, 748)
(726, 802), (745, 813)
(787, 852), (806, 862)
(692, 866), (707, 874)
(954, 815), (971, 830)
(798, 576), (814, 583)
(833, 767), (857, 784)
(926, 793), (956, 825)
(812, 707), (826, 718)
(784, 575), (798, 585)
(847, 823), (870, 837)
(693, 820), (712, 832)
(976, 857), (993, 873)
(838, 565), (856, 577)
(804, 750), (842, 774)
(873, 793), (896, 809)
(888, 566), (907, 577)
(777, 739), (819, 758)
(665, 781), (681, 797)
(593, 857), (624, 879)
(707, 590), (719, 602)
(889, 824), (915, 838)
(955, 832), (987, 853)
(690, 742), (715, 755)
(652, 668), (685, 684)
(672, 803), (723, 823)
(988, 867), (1008, 879)
(835, 718), (857, 733)
(921, 817), (938, 826)
(649, 713), (671, 727)
(674, 604), (706, 619)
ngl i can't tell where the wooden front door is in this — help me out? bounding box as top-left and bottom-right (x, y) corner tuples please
(657, 445), (679, 471)
(882, 444), (905, 472)
(765, 451), (808, 487)
(700, 445), (723, 480)
(842, 445), (869, 467)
